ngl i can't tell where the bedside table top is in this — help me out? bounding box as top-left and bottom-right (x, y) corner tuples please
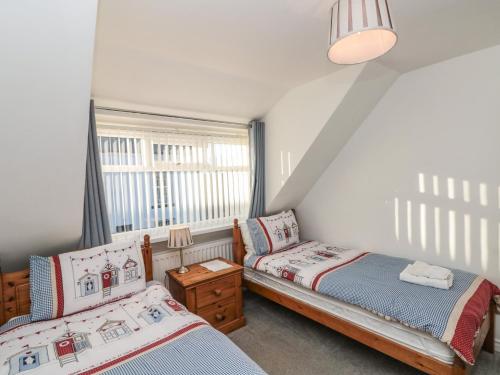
(167, 257), (243, 288)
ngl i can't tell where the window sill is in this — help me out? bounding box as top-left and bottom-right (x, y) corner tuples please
(111, 223), (236, 245)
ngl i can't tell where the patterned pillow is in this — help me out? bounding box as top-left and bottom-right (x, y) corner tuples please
(30, 240), (146, 322)
(247, 210), (299, 255)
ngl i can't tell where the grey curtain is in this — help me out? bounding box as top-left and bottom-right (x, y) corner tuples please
(79, 100), (112, 249)
(248, 120), (265, 218)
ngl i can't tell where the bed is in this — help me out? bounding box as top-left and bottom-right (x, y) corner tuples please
(0, 235), (266, 375)
(233, 219), (498, 375)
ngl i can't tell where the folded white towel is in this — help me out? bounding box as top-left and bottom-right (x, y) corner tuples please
(406, 260), (452, 280)
(400, 265), (453, 290)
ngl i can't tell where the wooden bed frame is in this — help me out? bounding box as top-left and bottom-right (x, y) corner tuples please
(232, 219), (496, 375)
(0, 235), (153, 326)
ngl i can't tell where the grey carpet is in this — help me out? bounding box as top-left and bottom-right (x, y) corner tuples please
(228, 291), (499, 375)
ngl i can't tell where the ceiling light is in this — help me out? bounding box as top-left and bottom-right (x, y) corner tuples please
(328, 0), (397, 65)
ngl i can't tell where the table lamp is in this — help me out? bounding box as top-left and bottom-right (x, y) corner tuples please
(168, 225), (193, 274)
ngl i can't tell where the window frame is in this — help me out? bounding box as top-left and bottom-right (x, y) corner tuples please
(96, 120), (252, 242)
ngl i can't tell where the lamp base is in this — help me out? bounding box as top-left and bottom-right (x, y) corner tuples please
(177, 265), (189, 274)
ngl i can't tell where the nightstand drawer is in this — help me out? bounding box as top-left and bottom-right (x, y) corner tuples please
(196, 275), (236, 308)
(198, 297), (236, 327)
(167, 258), (245, 334)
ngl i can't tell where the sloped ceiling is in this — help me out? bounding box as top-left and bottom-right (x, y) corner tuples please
(0, 1), (98, 271)
(93, 0), (500, 119)
(265, 62), (399, 212)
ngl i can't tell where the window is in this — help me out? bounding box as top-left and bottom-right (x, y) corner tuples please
(97, 122), (251, 240)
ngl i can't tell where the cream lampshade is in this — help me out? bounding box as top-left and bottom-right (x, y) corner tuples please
(168, 225), (193, 274)
(328, 0), (397, 65)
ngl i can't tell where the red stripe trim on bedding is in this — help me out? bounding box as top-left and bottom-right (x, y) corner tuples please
(256, 217), (273, 253)
(52, 255), (64, 318)
(78, 321), (208, 375)
(311, 252), (369, 291)
(286, 240), (313, 251)
(253, 256), (265, 269)
(450, 279), (496, 364)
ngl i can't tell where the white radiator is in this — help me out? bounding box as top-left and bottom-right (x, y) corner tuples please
(152, 237), (233, 283)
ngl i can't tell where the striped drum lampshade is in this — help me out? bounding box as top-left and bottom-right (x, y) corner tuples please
(167, 225), (193, 249)
(328, 0), (397, 65)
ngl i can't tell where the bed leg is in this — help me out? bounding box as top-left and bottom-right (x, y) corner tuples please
(483, 302), (495, 354)
(451, 357), (468, 375)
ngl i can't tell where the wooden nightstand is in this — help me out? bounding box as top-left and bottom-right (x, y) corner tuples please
(166, 258), (245, 334)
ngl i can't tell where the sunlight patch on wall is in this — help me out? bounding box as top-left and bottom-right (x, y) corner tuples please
(479, 183), (488, 207)
(418, 173), (425, 193)
(463, 214), (471, 266)
(394, 173), (497, 271)
(447, 178), (455, 200)
(407, 200), (412, 245)
(420, 204), (427, 250)
(462, 180), (470, 203)
(287, 152), (292, 177)
(448, 210), (456, 261)
(480, 218), (488, 272)
(280, 151), (285, 186)
(432, 175), (439, 196)
(434, 207), (441, 255)
(394, 197), (400, 241)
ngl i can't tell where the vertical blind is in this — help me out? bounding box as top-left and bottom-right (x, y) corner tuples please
(96, 125), (251, 240)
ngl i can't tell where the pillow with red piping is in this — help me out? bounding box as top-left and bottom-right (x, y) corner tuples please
(247, 210), (299, 256)
(30, 239), (146, 322)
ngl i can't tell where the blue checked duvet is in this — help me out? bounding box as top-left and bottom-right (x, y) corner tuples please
(246, 241), (500, 364)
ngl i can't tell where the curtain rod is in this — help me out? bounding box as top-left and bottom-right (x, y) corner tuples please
(95, 106), (250, 128)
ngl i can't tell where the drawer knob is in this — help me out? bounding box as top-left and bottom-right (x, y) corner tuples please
(215, 313), (225, 322)
(213, 288), (222, 296)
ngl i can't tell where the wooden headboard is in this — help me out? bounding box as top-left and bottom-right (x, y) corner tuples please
(0, 235), (153, 326)
(233, 218), (246, 266)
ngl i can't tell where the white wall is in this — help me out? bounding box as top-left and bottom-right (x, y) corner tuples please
(0, 1), (98, 271)
(264, 65), (365, 209)
(266, 63), (399, 212)
(298, 44), (500, 344)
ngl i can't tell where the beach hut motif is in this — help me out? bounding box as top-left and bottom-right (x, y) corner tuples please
(122, 257), (139, 283)
(8, 346), (49, 374)
(314, 250), (339, 260)
(306, 253), (330, 262)
(101, 261), (119, 297)
(291, 222), (299, 236)
(280, 265), (302, 283)
(77, 271), (99, 297)
(273, 225), (283, 241)
(164, 298), (185, 313)
(139, 305), (171, 324)
(53, 331), (91, 367)
(282, 222), (291, 242)
(97, 320), (132, 343)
